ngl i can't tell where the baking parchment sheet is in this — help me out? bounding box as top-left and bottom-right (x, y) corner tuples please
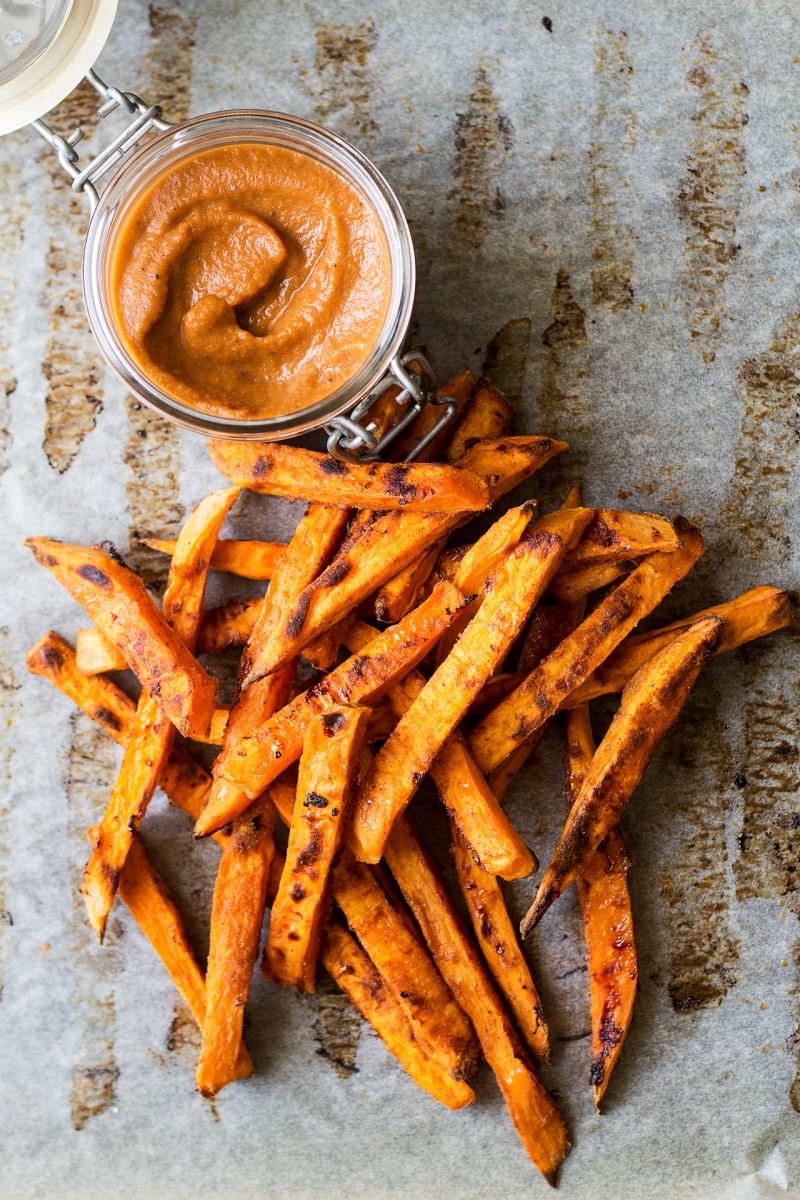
(1, 0), (799, 1196)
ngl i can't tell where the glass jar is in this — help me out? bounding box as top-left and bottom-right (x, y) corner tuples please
(83, 109), (418, 443)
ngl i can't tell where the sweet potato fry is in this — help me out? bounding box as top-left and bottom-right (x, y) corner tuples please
(450, 822), (549, 1062)
(444, 377), (516, 464)
(567, 585), (794, 707)
(518, 604), (578, 675)
(76, 626), (128, 674)
(384, 816), (570, 1185)
(94, 828), (254, 1079)
(302, 613), (358, 671)
(561, 509), (679, 568)
(267, 768), (479, 1081)
(374, 537), (449, 624)
(237, 439), (566, 680)
(547, 559), (636, 604)
(196, 792), (276, 1097)
(487, 728), (548, 803)
(26, 631), (136, 738)
(81, 490), (238, 939)
(197, 597), (262, 655)
(389, 369), (476, 463)
(25, 536), (218, 738)
(146, 537), (286, 580)
(196, 581), (469, 835)
(351, 507), (593, 864)
(522, 615), (723, 934)
(455, 435), (568, 502)
(209, 439), (490, 513)
(240, 503), (350, 687)
(564, 703), (637, 1109)
(263, 707), (369, 992)
(469, 519), (706, 774)
(320, 921), (476, 1110)
(190, 706), (230, 745)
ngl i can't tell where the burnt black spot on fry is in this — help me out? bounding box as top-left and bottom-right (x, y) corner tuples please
(285, 590), (312, 640)
(322, 711), (346, 735)
(318, 560), (351, 589)
(384, 464), (418, 504)
(320, 456), (348, 475)
(40, 643), (64, 671)
(290, 882), (306, 901)
(92, 708), (122, 732)
(304, 791), (329, 808)
(77, 565), (111, 589)
(252, 454), (273, 477)
(296, 829), (323, 867)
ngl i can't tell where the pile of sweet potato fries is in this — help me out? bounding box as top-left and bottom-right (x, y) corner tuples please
(24, 372), (792, 1185)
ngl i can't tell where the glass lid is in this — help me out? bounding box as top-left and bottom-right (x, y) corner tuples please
(0, 0), (73, 86)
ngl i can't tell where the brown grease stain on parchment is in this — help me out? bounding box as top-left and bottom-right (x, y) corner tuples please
(482, 318), (531, 409)
(724, 312), (800, 559)
(589, 29), (635, 311)
(65, 712), (122, 1129)
(536, 270), (591, 493)
(659, 684), (740, 1011)
(40, 81), (104, 474)
(0, 154), (27, 473)
(677, 31), (748, 364)
(123, 3), (197, 589)
(301, 972), (361, 1078)
(449, 62), (515, 251)
(313, 19), (379, 147)
(0, 629), (21, 1000)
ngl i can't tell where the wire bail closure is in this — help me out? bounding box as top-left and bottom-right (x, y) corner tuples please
(326, 350), (459, 463)
(32, 68), (171, 211)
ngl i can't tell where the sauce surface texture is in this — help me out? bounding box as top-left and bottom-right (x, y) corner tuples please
(112, 143), (392, 419)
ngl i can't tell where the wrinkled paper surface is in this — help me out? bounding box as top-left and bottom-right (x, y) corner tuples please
(1, 1), (799, 1196)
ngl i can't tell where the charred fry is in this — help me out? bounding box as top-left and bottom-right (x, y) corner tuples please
(561, 509), (679, 568)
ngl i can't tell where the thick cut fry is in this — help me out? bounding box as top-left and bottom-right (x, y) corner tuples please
(263, 707), (369, 992)
(239, 438), (566, 680)
(197, 581), (468, 834)
(331, 850), (478, 1078)
(76, 627), (128, 674)
(567, 585), (794, 707)
(469, 519), (706, 774)
(389, 369), (476, 463)
(564, 703), (637, 1109)
(26, 632), (136, 738)
(320, 922), (475, 1110)
(267, 769), (479, 1081)
(209, 439), (491, 513)
(522, 615), (722, 934)
(81, 489), (239, 938)
(197, 598), (262, 654)
(191, 706), (231, 745)
(455, 435), (568, 502)
(98, 829), (253, 1080)
(351, 508), (593, 863)
(562, 509), (680, 568)
(240, 503), (350, 687)
(548, 559), (636, 604)
(450, 823), (549, 1063)
(25, 537), (218, 738)
(146, 537), (286, 580)
(444, 377), (516, 464)
(374, 537), (448, 624)
(384, 816), (570, 1186)
(518, 604), (577, 675)
(196, 793), (276, 1097)
(302, 613), (358, 671)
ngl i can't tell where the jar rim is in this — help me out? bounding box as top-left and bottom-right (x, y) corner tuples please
(83, 108), (416, 440)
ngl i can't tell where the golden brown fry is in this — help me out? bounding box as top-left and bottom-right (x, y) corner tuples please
(444, 377), (516, 464)
(209, 439), (490, 513)
(548, 559), (636, 604)
(263, 707), (369, 992)
(320, 921), (476, 1110)
(76, 627), (128, 674)
(146, 537), (286, 580)
(25, 536), (218, 737)
(94, 828), (254, 1080)
(197, 597), (262, 655)
(238, 438), (566, 680)
(562, 509), (679, 568)
(567, 585), (794, 707)
(469, 519), (706, 774)
(80, 489), (239, 939)
(196, 793), (276, 1097)
(351, 508), (593, 864)
(522, 615), (723, 934)
(455, 435), (568, 502)
(197, 581), (469, 835)
(564, 704), (637, 1109)
(384, 816), (570, 1185)
(389, 369), (476, 463)
(450, 822), (549, 1063)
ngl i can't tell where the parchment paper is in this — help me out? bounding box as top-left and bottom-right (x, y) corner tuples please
(0, 1), (799, 1196)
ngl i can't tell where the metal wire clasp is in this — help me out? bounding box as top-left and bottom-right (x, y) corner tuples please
(326, 350), (459, 463)
(31, 69), (171, 212)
